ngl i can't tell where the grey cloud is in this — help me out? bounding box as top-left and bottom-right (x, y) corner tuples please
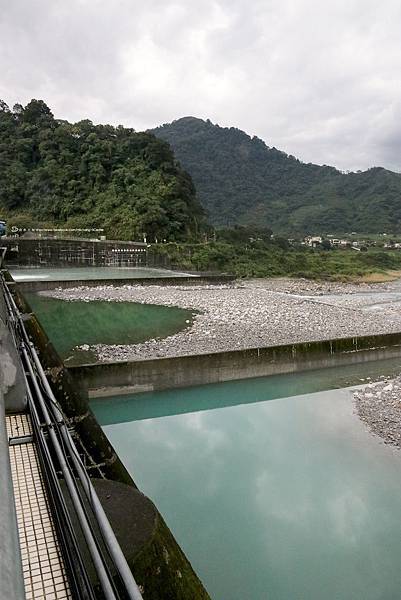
(1, 0), (401, 171)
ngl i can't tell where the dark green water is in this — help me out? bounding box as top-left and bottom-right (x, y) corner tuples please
(92, 358), (401, 600)
(26, 293), (194, 364)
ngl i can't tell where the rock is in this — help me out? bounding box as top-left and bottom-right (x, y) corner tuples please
(40, 278), (401, 363)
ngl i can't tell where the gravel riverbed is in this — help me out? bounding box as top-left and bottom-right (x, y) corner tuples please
(355, 377), (401, 449)
(40, 277), (401, 362)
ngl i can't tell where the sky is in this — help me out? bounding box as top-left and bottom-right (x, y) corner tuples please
(1, 0), (401, 172)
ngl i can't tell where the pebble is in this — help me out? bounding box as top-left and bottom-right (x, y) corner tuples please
(39, 277), (401, 363)
(355, 376), (401, 449)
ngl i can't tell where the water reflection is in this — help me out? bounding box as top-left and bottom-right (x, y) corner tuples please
(92, 357), (401, 425)
(93, 368), (401, 599)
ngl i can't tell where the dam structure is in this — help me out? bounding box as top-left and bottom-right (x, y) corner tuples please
(5, 250), (401, 598)
(0, 270), (144, 599)
(0, 263), (211, 599)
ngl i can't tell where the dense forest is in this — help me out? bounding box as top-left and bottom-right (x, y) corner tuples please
(150, 226), (401, 281)
(152, 117), (401, 234)
(0, 100), (205, 240)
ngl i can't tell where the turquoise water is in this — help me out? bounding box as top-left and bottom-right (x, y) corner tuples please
(92, 360), (401, 600)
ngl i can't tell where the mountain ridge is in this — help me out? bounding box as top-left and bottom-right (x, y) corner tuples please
(0, 100), (205, 240)
(151, 117), (401, 234)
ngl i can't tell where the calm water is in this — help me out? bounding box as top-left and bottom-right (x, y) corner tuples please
(26, 293), (194, 365)
(92, 359), (401, 600)
(10, 266), (196, 281)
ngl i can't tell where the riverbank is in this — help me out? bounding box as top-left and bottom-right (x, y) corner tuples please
(355, 376), (401, 449)
(38, 277), (401, 362)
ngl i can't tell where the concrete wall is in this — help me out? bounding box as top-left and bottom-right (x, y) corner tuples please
(17, 274), (235, 293)
(69, 332), (401, 397)
(7, 272), (211, 598)
(0, 283), (26, 413)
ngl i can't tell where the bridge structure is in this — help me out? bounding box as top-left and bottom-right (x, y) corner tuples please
(1, 237), (149, 268)
(0, 263), (144, 599)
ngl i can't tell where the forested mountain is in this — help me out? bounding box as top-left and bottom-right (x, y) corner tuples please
(0, 100), (204, 240)
(152, 117), (401, 234)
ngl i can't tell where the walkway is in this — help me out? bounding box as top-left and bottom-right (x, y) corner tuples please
(7, 413), (71, 600)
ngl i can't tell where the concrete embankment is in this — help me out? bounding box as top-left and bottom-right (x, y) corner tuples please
(5, 272), (211, 599)
(0, 278), (26, 599)
(69, 332), (401, 397)
(0, 283), (26, 413)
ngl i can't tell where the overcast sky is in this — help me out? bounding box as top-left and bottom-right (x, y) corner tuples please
(1, 0), (401, 172)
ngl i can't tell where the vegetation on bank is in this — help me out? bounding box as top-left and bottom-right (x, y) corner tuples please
(149, 234), (401, 281)
(152, 117), (401, 234)
(3, 100), (401, 283)
(0, 100), (205, 240)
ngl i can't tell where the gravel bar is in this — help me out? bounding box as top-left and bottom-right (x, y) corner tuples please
(39, 277), (401, 362)
(355, 377), (401, 449)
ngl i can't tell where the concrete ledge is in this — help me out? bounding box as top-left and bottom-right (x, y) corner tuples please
(17, 275), (235, 293)
(0, 289), (26, 413)
(68, 331), (401, 397)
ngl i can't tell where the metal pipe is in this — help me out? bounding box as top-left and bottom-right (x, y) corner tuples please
(3, 276), (143, 599)
(24, 373), (96, 600)
(28, 343), (143, 600)
(22, 345), (117, 600)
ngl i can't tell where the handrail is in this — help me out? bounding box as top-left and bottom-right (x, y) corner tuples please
(1, 271), (144, 600)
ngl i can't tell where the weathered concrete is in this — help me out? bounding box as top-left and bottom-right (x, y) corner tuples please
(0, 279), (26, 413)
(73, 479), (211, 599)
(6, 271), (211, 598)
(16, 274), (235, 293)
(68, 332), (401, 397)
(0, 390), (25, 600)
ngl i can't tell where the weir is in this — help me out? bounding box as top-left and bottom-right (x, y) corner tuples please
(6, 259), (401, 599)
(69, 331), (401, 398)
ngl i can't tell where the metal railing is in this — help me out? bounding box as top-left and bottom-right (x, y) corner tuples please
(1, 270), (143, 600)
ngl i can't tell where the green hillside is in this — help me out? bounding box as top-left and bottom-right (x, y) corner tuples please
(0, 100), (205, 240)
(152, 117), (401, 234)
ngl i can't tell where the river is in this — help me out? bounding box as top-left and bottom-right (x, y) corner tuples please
(92, 358), (401, 600)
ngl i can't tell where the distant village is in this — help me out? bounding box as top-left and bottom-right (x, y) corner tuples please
(295, 234), (401, 251)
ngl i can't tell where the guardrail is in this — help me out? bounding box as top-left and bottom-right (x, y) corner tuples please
(1, 271), (143, 600)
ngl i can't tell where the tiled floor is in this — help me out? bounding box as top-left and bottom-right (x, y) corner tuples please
(7, 414), (72, 599)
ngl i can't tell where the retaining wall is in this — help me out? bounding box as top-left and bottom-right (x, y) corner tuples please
(68, 332), (401, 397)
(5, 270), (211, 598)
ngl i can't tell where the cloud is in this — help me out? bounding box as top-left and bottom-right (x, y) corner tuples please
(1, 0), (401, 171)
